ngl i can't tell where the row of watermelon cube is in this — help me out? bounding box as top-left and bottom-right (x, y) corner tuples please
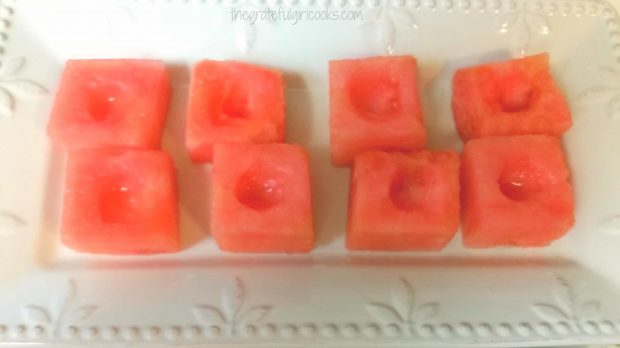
(348, 135), (573, 250)
(331, 54), (571, 164)
(60, 143), (313, 254)
(59, 133), (573, 254)
(47, 60), (287, 162)
(47, 54), (572, 160)
(47, 54), (574, 254)
(49, 54), (572, 164)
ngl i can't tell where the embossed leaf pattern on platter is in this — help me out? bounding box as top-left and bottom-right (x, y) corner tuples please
(106, 2), (138, 39)
(207, 1), (277, 54)
(575, 66), (620, 119)
(1, 0), (620, 343)
(362, 3), (417, 55)
(236, 20), (258, 54)
(232, 0), (280, 55)
(531, 277), (601, 331)
(0, 57), (48, 119)
(193, 277), (273, 335)
(366, 278), (438, 332)
(496, 3), (550, 57)
(0, 211), (25, 235)
(20, 279), (98, 335)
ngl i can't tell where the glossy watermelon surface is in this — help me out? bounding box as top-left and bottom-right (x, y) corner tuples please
(48, 59), (171, 149)
(330, 56), (427, 166)
(186, 60), (286, 163)
(211, 143), (313, 253)
(61, 148), (180, 254)
(347, 150), (460, 251)
(452, 54), (571, 141)
(461, 135), (574, 247)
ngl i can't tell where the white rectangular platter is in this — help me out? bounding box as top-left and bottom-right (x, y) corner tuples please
(0, 0), (620, 346)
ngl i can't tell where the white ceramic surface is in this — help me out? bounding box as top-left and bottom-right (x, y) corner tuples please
(0, 0), (619, 346)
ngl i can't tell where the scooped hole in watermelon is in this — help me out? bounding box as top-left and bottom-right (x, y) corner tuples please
(349, 74), (400, 120)
(497, 74), (534, 113)
(98, 174), (136, 224)
(221, 83), (250, 120)
(499, 160), (551, 201)
(389, 166), (431, 211)
(87, 84), (123, 122)
(235, 167), (284, 211)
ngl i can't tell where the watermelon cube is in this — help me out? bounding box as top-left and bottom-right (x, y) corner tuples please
(186, 60), (286, 163)
(48, 59), (171, 149)
(452, 53), (572, 141)
(211, 143), (313, 253)
(347, 150), (460, 251)
(330, 56), (427, 166)
(61, 148), (179, 254)
(461, 135), (574, 247)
